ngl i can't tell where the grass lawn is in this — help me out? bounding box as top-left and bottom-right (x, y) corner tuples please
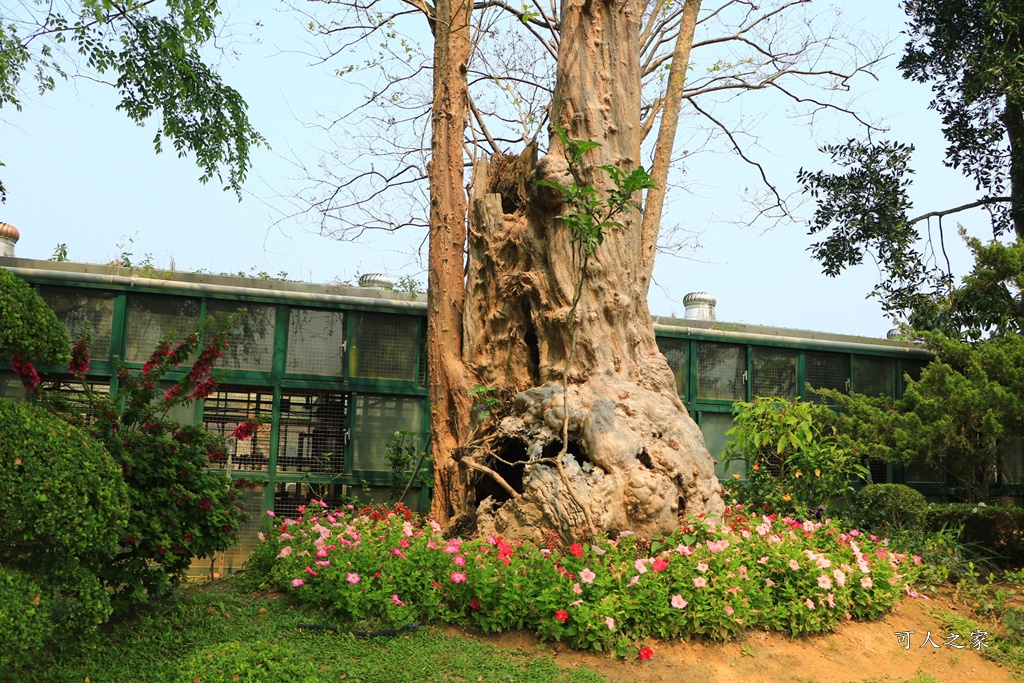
(4, 579), (606, 683)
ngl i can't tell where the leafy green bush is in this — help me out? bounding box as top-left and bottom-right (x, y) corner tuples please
(0, 400), (128, 665)
(723, 397), (868, 516)
(0, 567), (51, 669)
(925, 504), (1024, 567)
(853, 484), (928, 536)
(181, 641), (321, 683)
(0, 267), (69, 371)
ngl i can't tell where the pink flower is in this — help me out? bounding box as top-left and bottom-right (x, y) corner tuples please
(826, 593), (836, 608)
(913, 555), (922, 565)
(291, 578), (304, 588)
(817, 575), (832, 590)
(833, 569), (847, 587)
(652, 557), (669, 572)
(304, 565), (318, 577)
(634, 559), (649, 574)
(738, 565), (749, 580)
(392, 594), (406, 606)
(671, 594), (688, 609)
(453, 555), (466, 566)
(315, 560), (330, 567)
(757, 556), (769, 565)
(400, 538), (410, 548)
(573, 583), (582, 595)
(789, 559), (800, 571)
(677, 545), (693, 556)
(347, 573), (360, 584)
(277, 546), (292, 559)
(693, 577), (707, 588)
(580, 568), (596, 584)
(861, 577), (873, 589)
(696, 562), (709, 573)
(392, 548), (407, 559)
(450, 572), (467, 584)
(627, 575), (640, 587)
(765, 578), (776, 587)
(266, 510), (276, 517)
(725, 605), (735, 616)
(444, 540), (461, 554)
(805, 598), (815, 610)
(605, 616), (616, 631)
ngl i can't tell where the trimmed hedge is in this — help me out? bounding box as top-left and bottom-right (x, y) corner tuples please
(0, 267), (69, 366)
(925, 503), (1024, 567)
(853, 484), (928, 535)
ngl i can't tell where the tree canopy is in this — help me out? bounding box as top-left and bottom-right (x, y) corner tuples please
(0, 1), (264, 201)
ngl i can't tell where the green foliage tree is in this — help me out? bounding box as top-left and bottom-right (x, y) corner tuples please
(798, 0), (1024, 333)
(723, 397), (867, 517)
(818, 333), (1024, 503)
(0, 267), (70, 369)
(0, 1), (264, 201)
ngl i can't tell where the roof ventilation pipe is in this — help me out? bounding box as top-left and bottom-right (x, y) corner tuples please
(358, 273), (395, 289)
(0, 222), (19, 258)
(683, 291), (717, 322)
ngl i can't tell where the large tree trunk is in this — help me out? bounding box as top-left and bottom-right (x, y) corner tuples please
(454, 0), (724, 545)
(427, 0), (474, 528)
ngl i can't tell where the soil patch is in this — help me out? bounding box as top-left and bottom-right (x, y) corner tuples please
(447, 595), (1016, 683)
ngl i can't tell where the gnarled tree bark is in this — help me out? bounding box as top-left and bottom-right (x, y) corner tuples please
(445, 0), (724, 545)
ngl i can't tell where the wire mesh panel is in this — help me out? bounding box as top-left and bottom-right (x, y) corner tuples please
(699, 412), (743, 479)
(349, 312), (420, 381)
(187, 482), (265, 578)
(696, 342), (746, 401)
(418, 333), (427, 388)
(351, 394), (423, 472)
(805, 351), (850, 403)
(204, 301), (276, 372)
(38, 378), (110, 426)
(853, 355), (895, 398)
(657, 337), (687, 398)
(274, 482), (352, 520)
(124, 294), (201, 363)
(905, 461), (943, 483)
(285, 308), (345, 376)
(751, 347), (797, 399)
(202, 388), (274, 472)
(277, 391), (349, 474)
(867, 459), (890, 484)
(0, 372), (25, 401)
(37, 286), (117, 362)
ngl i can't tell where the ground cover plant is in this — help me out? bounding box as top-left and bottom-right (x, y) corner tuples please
(243, 501), (921, 659)
(0, 580), (606, 683)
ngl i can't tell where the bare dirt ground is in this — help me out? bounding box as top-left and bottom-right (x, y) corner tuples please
(450, 594), (1018, 683)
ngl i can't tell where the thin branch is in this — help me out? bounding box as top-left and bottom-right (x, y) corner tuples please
(908, 197), (1012, 225)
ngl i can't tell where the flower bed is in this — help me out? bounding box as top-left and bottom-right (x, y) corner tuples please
(245, 503), (920, 659)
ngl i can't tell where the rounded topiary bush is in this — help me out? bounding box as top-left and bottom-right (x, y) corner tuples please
(0, 267), (70, 367)
(0, 400), (128, 559)
(182, 641), (321, 683)
(853, 483), (928, 535)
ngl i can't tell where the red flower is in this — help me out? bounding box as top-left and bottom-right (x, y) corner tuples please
(470, 597), (480, 610)
(569, 543), (584, 558)
(652, 557), (669, 572)
(68, 337), (91, 376)
(639, 646), (653, 661)
(231, 419), (258, 440)
(554, 610), (569, 623)
(9, 354), (40, 392)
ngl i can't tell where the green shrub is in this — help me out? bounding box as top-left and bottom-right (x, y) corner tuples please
(0, 567), (51, 669)
(723, 397), (868, 516)
(0, 267), (69, 369)
(181, 641), (321, 683)
(0, 401), (127, 665)
(38, 326), (254, 614)
(925, 503), (1024, 567)
(853, 484), (928, 535)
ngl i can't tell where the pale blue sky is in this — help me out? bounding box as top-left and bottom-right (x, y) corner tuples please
(0, 1), (989, 338)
